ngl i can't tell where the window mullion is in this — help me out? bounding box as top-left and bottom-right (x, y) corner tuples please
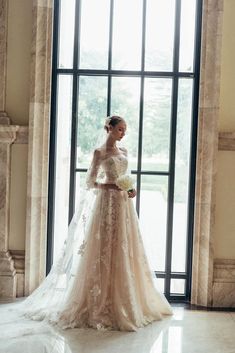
(164, 0), (182, 299)
(68, 0), (81, 223)
(107, 0), (114, 116)
(136, 0), (147, 215)
(46, 0), (60, 274)
(185, 0), (203, 302)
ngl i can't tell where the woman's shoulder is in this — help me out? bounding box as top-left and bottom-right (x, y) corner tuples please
(93, 148), (103, 159)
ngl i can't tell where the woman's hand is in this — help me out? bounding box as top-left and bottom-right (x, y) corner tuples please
(127, 189), (137, 198)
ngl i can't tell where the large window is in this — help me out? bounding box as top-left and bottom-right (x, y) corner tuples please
(47, 0), (202, 302)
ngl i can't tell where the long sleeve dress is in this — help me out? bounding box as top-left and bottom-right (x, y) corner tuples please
(54, 148), (173, 331)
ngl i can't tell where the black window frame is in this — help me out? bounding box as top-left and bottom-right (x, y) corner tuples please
(47, 0), (203, 303)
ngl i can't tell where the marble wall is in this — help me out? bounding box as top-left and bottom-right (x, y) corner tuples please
(0, 0), (53, 298)
(0, 0), (29, 298)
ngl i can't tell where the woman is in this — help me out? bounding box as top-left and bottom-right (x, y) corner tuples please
(3, 116), (172, 333)
(51, 115), (173, 331)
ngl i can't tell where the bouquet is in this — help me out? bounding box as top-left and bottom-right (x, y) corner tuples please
(116, 175), (134, 192)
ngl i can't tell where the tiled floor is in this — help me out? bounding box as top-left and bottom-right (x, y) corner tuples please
(1, 304), (235, 353)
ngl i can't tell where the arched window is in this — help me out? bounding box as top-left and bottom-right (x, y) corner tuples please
(47, 0), (203, 302)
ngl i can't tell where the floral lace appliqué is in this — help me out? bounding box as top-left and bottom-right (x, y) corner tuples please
(78, 240), (87, 256)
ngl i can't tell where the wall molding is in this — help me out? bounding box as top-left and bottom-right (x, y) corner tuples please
(218, 132), (235, 151)
(10, 250), (25, 297)
(212, 259), (235, 307)
(0, 122), (28, 143)
(0, 250), (25, 298)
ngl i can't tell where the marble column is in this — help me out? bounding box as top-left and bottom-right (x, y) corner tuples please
(191, 0), (224, 306)
(25, 0), (53, 295)
(0, 124), (18, 297)
(0, 123), (28, 297)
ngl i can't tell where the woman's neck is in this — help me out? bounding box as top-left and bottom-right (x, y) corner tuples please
(105, 136), (117, 150)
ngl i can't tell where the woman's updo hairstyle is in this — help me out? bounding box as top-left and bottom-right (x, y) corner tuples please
(104, 115), (124, 133)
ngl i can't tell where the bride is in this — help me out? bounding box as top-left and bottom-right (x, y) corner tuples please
(2, 116), (173, 333)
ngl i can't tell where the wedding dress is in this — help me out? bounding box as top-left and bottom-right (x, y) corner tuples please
(1, 147), (172, 335)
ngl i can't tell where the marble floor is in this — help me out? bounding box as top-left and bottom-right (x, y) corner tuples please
(0, 304), (235, 353)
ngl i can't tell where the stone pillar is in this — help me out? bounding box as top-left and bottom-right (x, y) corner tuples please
(0, 124), (18, 297)
(191, 0), (224, 306)
(25, 0), (53, 294)
(0, 123), (28, 298)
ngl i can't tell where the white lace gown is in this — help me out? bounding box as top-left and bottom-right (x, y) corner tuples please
(1, 149), (173, 334)
(53, 149), (173, 331)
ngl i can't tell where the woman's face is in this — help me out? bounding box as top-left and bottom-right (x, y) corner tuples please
(109, 120), (127, 141)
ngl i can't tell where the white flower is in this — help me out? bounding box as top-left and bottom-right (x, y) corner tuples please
(116, 175), (134, 191)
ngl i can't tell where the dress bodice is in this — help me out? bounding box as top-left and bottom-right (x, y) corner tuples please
(101, 154), (128, 183)
(86, 149), (129, 189)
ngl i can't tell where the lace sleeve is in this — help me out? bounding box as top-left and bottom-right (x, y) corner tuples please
(86, 149), (102, 189)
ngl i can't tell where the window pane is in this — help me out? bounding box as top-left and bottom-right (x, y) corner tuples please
(112, 0), (142, 70)
(179, 0), (196, 72)
(111, 77), (140, 170)
(76, 76), (108, 169)
(75, 172), (87, 211)
(58, 0), (76, 68)
(171, 79), (193, 272)
(142, 78), (172, 172)
(139, 175), (168, 272)
(145, 0), (175, 71)
(79, 0), (110, 69)
(170, 279), (185, 294)
(53, 75), (73, 262)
